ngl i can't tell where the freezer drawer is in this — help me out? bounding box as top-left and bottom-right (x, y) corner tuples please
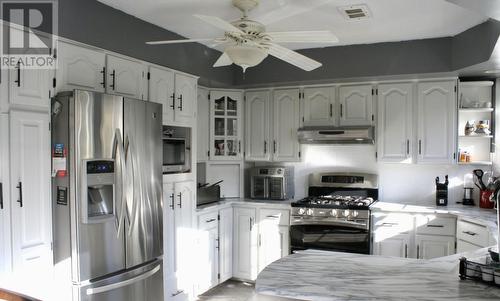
(76, 259), (163, 301)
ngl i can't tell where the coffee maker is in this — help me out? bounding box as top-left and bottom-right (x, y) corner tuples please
(435, 175), (449, 206)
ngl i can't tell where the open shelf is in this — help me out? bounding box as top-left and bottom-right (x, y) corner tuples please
(459, 108), (494, 113)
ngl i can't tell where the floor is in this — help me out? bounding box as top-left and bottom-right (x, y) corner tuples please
(197, 280), (301, 301)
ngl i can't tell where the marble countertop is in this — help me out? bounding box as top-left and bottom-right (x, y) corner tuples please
(195, 198), (294, 212)
(256, 248), (500, 301)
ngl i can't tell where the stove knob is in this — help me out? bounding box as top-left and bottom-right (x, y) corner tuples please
(352, 210), (359, 218)
(330, 209), (338, 217)
(297, 208), (306, 215)
(343, 209), (350, 217)
(306, 208), (314, 216)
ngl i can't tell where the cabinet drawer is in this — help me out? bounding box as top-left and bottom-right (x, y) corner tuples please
(373, 213), (413, 234)
(259, 209), (290, 226)
(457, 220), (489, 247)
(415, 215), (456, 236)
(198, 211), (219, 230)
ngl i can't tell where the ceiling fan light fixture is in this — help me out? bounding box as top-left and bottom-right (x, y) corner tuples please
(225, 44), (268, 72)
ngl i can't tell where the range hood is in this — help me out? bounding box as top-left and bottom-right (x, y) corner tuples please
(297, 126), (375, 144)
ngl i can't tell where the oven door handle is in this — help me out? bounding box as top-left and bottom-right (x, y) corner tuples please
(291, 218), (369, 230)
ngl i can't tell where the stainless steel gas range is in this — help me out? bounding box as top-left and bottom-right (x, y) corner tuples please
(290, 172), (378, 254)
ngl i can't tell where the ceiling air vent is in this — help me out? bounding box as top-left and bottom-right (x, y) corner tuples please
(338, 4), (371, 20)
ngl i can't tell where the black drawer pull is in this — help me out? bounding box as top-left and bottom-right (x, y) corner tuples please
(205, 218), (216, 223)
(427, 225), (444, 228)
(16, 182), (23, 207)
(462, 231), (477, 236)
(0, 182), (3, 209)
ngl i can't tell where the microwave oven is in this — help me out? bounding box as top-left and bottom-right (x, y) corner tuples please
(162, 125), (191, 174)
(250, 166), (294, 200)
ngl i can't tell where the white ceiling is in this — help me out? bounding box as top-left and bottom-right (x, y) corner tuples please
(98, 0), (488, 50)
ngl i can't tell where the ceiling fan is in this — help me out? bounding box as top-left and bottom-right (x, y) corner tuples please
(146, 0), (338, 72)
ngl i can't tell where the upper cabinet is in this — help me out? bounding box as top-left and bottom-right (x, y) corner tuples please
(197, 88), (210, 162)
(9, 62), (51, 111)
(303, 86), (336, 126)
(149, 67), (175, 122)
(106, 55), (147, 100)
(210, 90), (243, 161)
(339, 85), (374, 126)
(245, 90), (271, 161)
(55, 41), (106, 93)
(273, 89), (301, 162)
(417, 81), (456, 164)
(377, 83), (414, 163)
(174, 74), (197, 125)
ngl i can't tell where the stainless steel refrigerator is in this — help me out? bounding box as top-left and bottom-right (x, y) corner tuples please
(51, 90), (163, 301)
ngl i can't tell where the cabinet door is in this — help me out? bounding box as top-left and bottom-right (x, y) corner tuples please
(245, 90), (271, 161)
(339, 85), (373, 126)
(273, 89), (300, 162)
(9, 110), (52, 277)
(258, 212), (289, 273)
(303, 87), (335, 126)
(173, 181), (195, 298)
(417, 81), (456, 164)
(457, 239), (482, 253)
(197, 88), (210, 161)
(233, 207), (257, 280)
(377, 83), (413, 163)
(416, 235), (455, 259)
(106, 55), (147, 99)
(372, 234), (410, 258)
(174, 74), (197, 124)
(56, 41), (106, 93)
(0, 114), (11, 274)
(219, 207), (233, 282)
(210, 90), (243, 160)
(149, 67), (175, 124)
(196, 212), (219, 294)
(9, 64), (51, 110)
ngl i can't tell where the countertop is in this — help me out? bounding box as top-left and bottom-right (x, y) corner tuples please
(195, 198), (294, 212)
(256, 248), (500, 301)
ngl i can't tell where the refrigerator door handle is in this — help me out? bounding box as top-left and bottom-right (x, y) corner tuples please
(124, 135), (133, 227)
(127, 136), (141, 236)
(85, 264), (161, 295)
(112, 129), (126, 236)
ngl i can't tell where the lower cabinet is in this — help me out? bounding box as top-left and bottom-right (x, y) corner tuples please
(456, 219), (495, 252)
(257, 209), (290, 273)
(373, 234), (410, 258)
(233, 207), (258, 280)
(164, 180), (195, 301)
(415, 235), (455, 259)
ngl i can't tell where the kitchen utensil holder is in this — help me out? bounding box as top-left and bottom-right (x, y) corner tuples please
(459, 257), (500, 288)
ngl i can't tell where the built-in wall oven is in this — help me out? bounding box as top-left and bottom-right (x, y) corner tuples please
(162, 125), (191, 174)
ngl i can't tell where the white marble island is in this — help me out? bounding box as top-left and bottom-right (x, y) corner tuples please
(256, 249), (500, 300)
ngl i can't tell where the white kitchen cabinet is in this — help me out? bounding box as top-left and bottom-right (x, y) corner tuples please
(303, 86), (336, 126)
(9, 62), (51, 111)
(210, 90), (243, 160)
(55, 41), (106, 93)
(0, 52), (8, 113)
(196, 211), (219, 294)
(233, 207), (258, 280)
(456, 219), (492, 248)
(164, 180), (195, 301)
(457, 239), (482, 253)
(219, 207), (233, 282)
(106, 55), (147, 100)
(339, 85), (374, 126)
(373, 234), (411, 258)
(257, 209), (290, 273)
(245, 90), (271, 161)
(273, 89), (301, 162)
(9, 110), (52, 278)
(415, 235), (455, 259)
(174, 73), (197, 124)
(377, 83), (413, 163)
(149, 66), (175, 123)
(417, 81), (456, 164)
(197, 88), (210, 161)
(0, 114), (11, 275)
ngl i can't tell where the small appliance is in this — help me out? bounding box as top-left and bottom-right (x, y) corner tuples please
(162, 125), (191, 174)
(250, 166), (294, 200)
(435, 175), (449, 206)
(462, 187), (475, 206)
(197, 181), (222, 207)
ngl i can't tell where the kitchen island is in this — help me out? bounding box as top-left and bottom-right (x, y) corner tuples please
(256, 249), (500, 300)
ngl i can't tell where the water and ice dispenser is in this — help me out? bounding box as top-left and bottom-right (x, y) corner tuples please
(81, 160), (115, 223)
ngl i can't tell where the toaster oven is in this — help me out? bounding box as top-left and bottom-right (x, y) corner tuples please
(250, 166), (294, 200)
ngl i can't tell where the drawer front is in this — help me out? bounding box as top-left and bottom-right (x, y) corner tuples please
(259, 209), (290, 226)
(457, 220), (489, 247)
(373, 213), (413, 234)
(198, 211), (219, 230)
(415, 215), (456, 236)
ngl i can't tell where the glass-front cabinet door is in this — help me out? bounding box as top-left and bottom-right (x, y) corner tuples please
(210, 90), (243, 160)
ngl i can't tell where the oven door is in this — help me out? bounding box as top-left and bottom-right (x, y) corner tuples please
(162, 138), (189, 173)
(290, 223), (370, 254)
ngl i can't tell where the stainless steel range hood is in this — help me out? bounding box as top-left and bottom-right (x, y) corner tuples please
(297, 126), (375, 144)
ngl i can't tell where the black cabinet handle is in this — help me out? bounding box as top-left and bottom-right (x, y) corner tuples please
(427, 224), (444, 228)
(0, 182), (3, 209)
(16, 182), (23, 207)
(206, 218), (216, 223)
(273, 140), (277, 154)
(330, 104), (333, 117)
(238, 141), (241, 153)
(264, 141), (267, 154)
(100, 67), (106, 88)
(177, 94), (183, 111)
(418, 140), (422, 155)
(215, 238), (220, 250)
(340, 104), (343, 117)
(14, 63), (21, 87)
(404, 244), (408, 258)
(417, 245), (420, 259)
(170, 93), (175, 109)
(406, 139), (410, 155)
(177, 193), (182, 208)
(169, 193), (174, 210)
(110, 70), (116, 90)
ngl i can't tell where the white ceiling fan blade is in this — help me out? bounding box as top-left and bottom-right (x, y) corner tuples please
(266, 31), (339, 43)
(193, 14), (244, 34)
(146, 38), (216, 45)
(213, 52), (233, 67)
(258, 0), (331, 25)
(267, 43), (322, 71)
